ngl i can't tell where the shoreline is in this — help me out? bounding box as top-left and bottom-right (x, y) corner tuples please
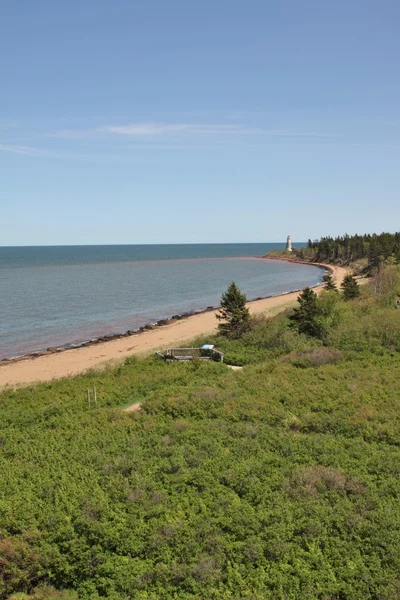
(0, 261), (346, 388)
(0, 260), (327, 365)
(0, 284), (318, 364)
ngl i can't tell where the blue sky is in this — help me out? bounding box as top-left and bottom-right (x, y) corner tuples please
(1, 0), (399, 245)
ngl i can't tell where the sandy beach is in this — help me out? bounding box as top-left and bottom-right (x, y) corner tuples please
(0, 263), (347, 387)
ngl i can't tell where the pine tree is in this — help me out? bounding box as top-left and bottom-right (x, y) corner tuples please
(322, 273), (337, 291)
(289, 287), (321, 337)
(341, 275), (361, 301)
(301, 232), (400, 269)
(216, 281), (250, 338)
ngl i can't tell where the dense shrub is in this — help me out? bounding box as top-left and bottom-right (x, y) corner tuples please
(328, 303), (400, 351)
(314, 290), (346, 339)
(370, 264), (400, 307)
(286, 465), (365, 496)
(242, 312), (315, 354)
(9, 588), (77, 600)
(2, 271), (400, 598)
(280, 347), (344, 367)
(211, 313), (321, 365)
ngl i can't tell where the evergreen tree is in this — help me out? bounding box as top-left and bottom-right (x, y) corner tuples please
(216, 281), (250, 338)
(299, 231), (400, 268)
(322, 273), (337, 291)
(289, 287), (321, 337)
(341, 275), (361, 301)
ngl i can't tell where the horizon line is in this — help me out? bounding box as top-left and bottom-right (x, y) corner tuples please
(0, 241), (305, 248)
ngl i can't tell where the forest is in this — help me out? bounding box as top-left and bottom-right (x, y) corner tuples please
(1, 266), (400, 599)
(297, 231), (400, 268)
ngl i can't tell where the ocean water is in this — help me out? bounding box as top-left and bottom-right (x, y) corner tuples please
(0, 244), (324, 359)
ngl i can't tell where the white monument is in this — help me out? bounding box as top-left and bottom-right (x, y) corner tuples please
(286, 235), (293, 252)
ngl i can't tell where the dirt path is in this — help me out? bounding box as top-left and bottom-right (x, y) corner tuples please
(0, 263), (347, 388)
(122, 402), (142, 413)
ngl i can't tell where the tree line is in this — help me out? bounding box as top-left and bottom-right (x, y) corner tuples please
(298, 232), (400, 267)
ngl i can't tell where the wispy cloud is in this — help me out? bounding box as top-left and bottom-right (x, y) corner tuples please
(50, 121), (265, 138)
(0, 142), (110, 160)
(3, 119), (343, 160)
(103, 122), (191, 136)
(50, 121), (341, 140)
(106, 122), (265, 136)
(264, 130), (342, 139)
(0, 144), (51, 156)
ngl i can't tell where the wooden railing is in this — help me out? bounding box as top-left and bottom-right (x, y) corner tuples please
(158, 347), (224, 362)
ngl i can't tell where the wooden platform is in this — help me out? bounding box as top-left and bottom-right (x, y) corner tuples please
(156, 347), (224, 362)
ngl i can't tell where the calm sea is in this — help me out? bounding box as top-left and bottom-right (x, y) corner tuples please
(0, 244), (324, 359)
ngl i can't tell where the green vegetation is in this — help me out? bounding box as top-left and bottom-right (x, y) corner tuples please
(299, 231), (400, 270)
(262, 249), (294, 260)
(8, 590), (77, 600)
(216, 281), (250, 339)
(265, 233), (400, 279)
(322, 273), (337, 292)
(341, 275), (361, 301)
(2, 268), (400, 599)
(289, 287), (320, 338)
